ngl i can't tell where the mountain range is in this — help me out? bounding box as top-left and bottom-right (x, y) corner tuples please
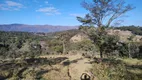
(0, 24), (78, 33)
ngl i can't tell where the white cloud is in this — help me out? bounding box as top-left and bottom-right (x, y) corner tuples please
(36, 7), (61, 15)
(0, 1), (24, 11)
(36, 7), (55, 12)
(70, 13), (85, 17)
(6, 1), (23, 7)
(36, 1), (60, 16)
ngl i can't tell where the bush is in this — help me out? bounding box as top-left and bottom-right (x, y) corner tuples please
(91, 62), (126, 80)
(91, 58), (141, 80)
(67, 40), (97, 52)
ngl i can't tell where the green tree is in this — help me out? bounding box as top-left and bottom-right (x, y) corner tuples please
(127, 35), (139, 58)
(78, 0), (134, 28)
(127, 35), (134, 58)
(29, 41), (42, 58)
(77, 0), (134, 58)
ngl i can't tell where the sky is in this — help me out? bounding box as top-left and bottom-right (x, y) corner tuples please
(0, 0), (142, 26)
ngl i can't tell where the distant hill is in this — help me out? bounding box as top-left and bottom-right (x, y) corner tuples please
(115, 26), (142, 35)
(0, 24), (78, 33)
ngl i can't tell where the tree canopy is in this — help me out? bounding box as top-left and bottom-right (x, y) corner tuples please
(77, 0), (134, 27)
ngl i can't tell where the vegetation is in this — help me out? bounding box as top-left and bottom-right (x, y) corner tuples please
(91, 58), (142, 80)
(1, 27), (142, 80)
(77, 0), (134, 58)
(0, 0), (142, 80)
(76, 0), (142, 80)
(115, 25), (142, 35)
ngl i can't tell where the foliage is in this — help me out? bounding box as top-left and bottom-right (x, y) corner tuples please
(0, 31), (47, 59)
(48, 39), (63, 53)
(101, 35), (120, 57)
(138, 43), (142, 58)
(77, 0), (134, 27)
(117, 42), (129, 57)
(67, 40), (97, 52)
(82, 26), (121, 58)
(77, 0), (134, 58)
(29, 41), (42, 58)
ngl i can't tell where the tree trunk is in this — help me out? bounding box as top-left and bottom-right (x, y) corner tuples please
(100, 50), (103, 58)
(128, 43), (132, 58)
(63, 41), (65, 54)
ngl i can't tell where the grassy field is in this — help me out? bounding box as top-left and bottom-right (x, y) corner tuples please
(91, 58), (142, 80)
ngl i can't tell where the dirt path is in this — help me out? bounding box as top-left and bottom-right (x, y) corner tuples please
(41, 54), (93, 80)
(69, 57), (92, 80)
(63, 54), (93, 80)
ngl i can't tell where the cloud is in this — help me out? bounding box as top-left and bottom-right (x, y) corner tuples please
(36, 0), (60, 15)
(36, 7), (61, 15)
(6, 1), (23, 7)
(0, 1), (24, 11)
(70, 13), (85, 17)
